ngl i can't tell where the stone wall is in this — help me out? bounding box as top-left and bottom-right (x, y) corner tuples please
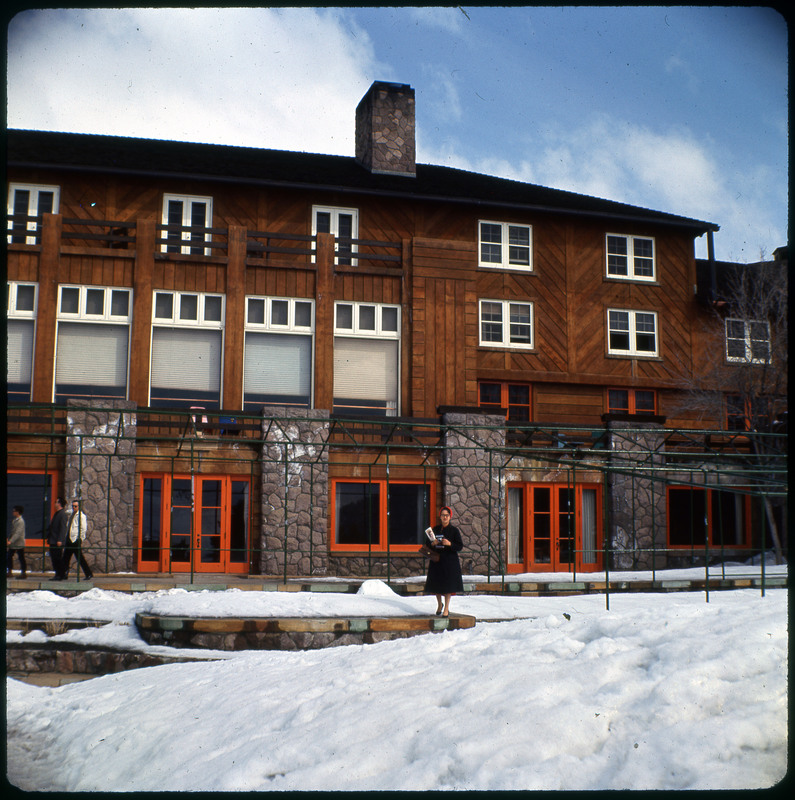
(64, 400), (137, 573)
(259, 408), (330, 576)
(441, 412), (506, 574)
(606, 420), (667, 569)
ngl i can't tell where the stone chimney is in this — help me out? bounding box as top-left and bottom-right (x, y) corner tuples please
(355, 81), (416, 177)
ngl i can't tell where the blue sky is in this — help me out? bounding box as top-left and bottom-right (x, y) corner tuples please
(6, 6), (788, 261)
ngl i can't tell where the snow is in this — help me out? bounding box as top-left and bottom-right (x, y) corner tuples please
(6, 576), (788, 791)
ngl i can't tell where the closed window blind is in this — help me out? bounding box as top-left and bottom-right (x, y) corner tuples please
(7, 319), (34, 384)
(244, 332), (311, 397)
(333, 337), (398, 404)
(56, 322), (129, 387)
(151, 327), (221, 392)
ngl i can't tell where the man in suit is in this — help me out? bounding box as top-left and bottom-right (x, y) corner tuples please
(48, 496), (68, 580)
(61, 499), (93, 580)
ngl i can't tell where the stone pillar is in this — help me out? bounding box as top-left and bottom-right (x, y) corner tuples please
(441, 412), (506, 574)
(606, 420), (667, 569)
(259, 407), (330, 576)
(64, 400), (137, 573)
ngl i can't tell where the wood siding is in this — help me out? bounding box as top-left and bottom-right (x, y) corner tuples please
(7, 166), (719, 426)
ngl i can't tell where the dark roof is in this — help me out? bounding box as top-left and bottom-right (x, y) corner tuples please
(7, 128), (718, 233)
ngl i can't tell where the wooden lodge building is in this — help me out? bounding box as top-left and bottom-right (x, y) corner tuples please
(6, 81), (785, 579)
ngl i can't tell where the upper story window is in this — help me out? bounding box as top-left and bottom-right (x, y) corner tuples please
(7, 282), (38, 402)
(606, 234), (655, 281)
(313, 206), (358, 265)
(607, 309), (658, 357)
(7, 183), (60, 245)
(479, 381), (532, 422)
(244, 296), (314, 412)
(150, 290), (224, 409)
(479, 221), (532, 271)
(725, 318), (771, 364)
(55, 285), (132, 404)
(607, 388), (657, 415)
(161, 194), (213, 255)
(479, 299), (534, 349)
(333, 301), (400, 416)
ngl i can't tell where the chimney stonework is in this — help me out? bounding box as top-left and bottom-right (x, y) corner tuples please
(355, 81), (416, 177)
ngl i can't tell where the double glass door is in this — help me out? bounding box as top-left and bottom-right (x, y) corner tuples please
(139, 474), (250, 573)
(507, 483), (602, 573)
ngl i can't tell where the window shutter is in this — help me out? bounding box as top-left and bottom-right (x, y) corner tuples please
(7, 319), (34, 383)
(244, 333), (311, 396)
(56, 322), (128, 387)
(333, 337), (398, 402)
(151, 327), (221, 392)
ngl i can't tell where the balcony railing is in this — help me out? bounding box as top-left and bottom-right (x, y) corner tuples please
(6, 214), (403, 271)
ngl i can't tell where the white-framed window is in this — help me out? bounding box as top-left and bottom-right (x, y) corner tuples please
(55, 285), (132, 403)
(333, 301), (400, 416)
(312, 206), (358, 265)
(7, 183), (60, 245)
(607, 309), (658, 357)
(161, 194), (213, 255)
(479, 299), (534, 349)
(150, 290), (224, 409)
(244, 296), (314, 412)
(7, 281), (38, 401)
(725, 318), (771, 364)
(478, 221), (532, 270)
(606, 234), (656, 281)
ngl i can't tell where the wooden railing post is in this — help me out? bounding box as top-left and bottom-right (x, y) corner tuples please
(223, 225), (247, 410)
(314, 232), (336, 411)
(31, 213), (61, 402)
(129, 218), (155, 405)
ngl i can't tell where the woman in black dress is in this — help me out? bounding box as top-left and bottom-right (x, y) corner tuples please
(424, 505), (464, 617)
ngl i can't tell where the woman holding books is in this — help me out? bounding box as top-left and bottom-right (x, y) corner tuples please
(423, 505), (464, 617)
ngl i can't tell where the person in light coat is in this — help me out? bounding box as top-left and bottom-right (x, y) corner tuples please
(61, 499), (93, 580)
(7, 505), (27, 579)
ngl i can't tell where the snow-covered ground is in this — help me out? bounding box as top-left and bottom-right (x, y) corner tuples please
(6, 573), (788, 791)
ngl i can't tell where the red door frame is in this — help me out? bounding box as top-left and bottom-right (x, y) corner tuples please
(506, 482), (603, 573)
(137, 473), (250, 574)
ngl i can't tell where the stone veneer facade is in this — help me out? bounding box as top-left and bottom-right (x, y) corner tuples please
(41, 405), (689, 578)
(64, 399), (137, 573)
(355, 81), (416, 177)
(259, 407), (330, 577)
(606, 419), (667, 569)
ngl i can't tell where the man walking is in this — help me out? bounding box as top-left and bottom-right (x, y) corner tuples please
(7, 505), (27, 579)
(48, 496), (68, 580)
(61, 499), (93, 580)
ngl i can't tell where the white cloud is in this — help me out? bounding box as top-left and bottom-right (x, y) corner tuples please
(7, 8), (382, 154)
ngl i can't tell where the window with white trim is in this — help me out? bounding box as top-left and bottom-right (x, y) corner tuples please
(725, 318), (771, 364)
(55, 285), (132, 403)
(161, 194), (213, 255)
(479, 221), (532, 270)
(479, 299), (534, 348)
(150, 291), (224, 408)
(7, 282), (38, 401)
(606, 234), (655, 281)
(7, 183), (60, 245)
(244, 296), (314, 412)
(607, 309), (658, 356)
(333, 302), (400, 416)
(313, 206), (358, 265)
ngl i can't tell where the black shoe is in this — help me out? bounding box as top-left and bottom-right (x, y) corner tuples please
(19, 574), (26, 579)
(49, 576), (62, 581)
(85, 573), (93, 580)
